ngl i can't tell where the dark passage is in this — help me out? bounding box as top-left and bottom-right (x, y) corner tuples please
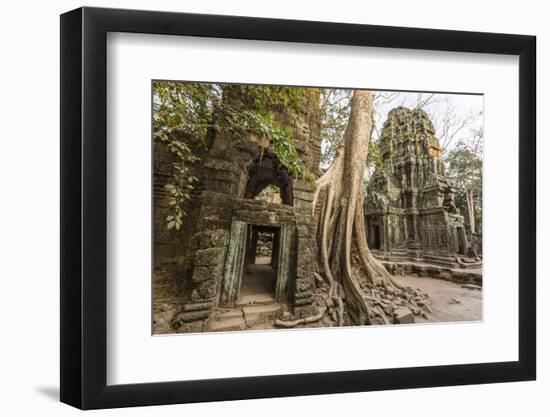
(372, 224), (381, 250)
(238, 225), (280, 305)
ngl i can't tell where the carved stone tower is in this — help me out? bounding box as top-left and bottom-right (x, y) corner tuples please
(365, 107), (468, 266)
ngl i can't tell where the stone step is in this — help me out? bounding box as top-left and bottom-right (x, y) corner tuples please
(205, 315), (245, 332)
(237, 294), (276, 305)
(216, 309), (245, 319)
(243, 304), (281, 324)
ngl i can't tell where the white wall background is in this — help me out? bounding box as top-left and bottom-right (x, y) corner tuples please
(0, 0), (546, 415)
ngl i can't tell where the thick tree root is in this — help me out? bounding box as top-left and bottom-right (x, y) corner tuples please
(274, 306), (327, 328)
(274, 273), (344, 328)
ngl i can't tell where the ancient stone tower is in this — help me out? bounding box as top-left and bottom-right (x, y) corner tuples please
(154, 86), (321, 331)
(364, 107), (469, 266)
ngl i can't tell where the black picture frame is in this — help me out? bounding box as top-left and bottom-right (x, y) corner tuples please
(60, 6), (536, 410)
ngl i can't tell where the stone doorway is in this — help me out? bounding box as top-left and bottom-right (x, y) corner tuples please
(220, 220), (292, 307)
(239, 225), (280, 305)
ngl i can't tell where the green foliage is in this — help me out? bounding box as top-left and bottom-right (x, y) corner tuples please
(366, 139), (383, 171)
(210, 105), (312, 180)
(153, 82), (312, 230)
(153, 82), (221, 142)
(319, 89), (382, 177)
(234, 85), (304, 113)
(154, 82), (211, 231)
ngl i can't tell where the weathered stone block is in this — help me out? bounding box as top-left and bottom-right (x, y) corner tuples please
(294, 295), (313, 306)
(204, 158), (240, 175)
(205, 229), (227, 247)
(189, 233), (204, 250)
(293, 179), (316, 192)
(194, 247), (226, 266)
(191, 229), (228, 250)
(201, 179), (237, 195)
(199, 206), (231, 219)
(200, 191), (233, 207)
(295, 278), (313, 292)
(176, 310), (210, 323)
(197, 279), (218, 299)
(297, 224), (316, 237)
(182, 301), (215, 312)
(192, 265), (223, 283)
(293, 199), (313, 211)
(295, 214), (315, 225)
(293, 189), (314, 202)
(297, 254), (315, 272)
(205, 316), (245, 332)
(179, 321), (205, 332)
(198, 214), (231, 230)
(393, 308), (415, 324)
(234, 199), (268, 211)
(268, 203), (294, 213)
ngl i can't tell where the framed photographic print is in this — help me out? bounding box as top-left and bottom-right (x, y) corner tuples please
(60, 6), (536, 410)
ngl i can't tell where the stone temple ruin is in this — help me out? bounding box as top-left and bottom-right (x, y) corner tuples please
(154, 92), (481, 332)
(154, 87), (321, 332)
(364, 107), (476, 267)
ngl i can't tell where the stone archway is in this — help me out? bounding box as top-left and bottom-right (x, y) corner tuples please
(244, 153), (293, 205)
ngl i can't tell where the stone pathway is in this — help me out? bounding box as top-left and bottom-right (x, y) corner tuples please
(238, 260), (277, 305)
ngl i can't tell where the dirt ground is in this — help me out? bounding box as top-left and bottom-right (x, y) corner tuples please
(393, 275), (482, 323)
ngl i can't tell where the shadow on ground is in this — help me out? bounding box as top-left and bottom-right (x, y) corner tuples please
(35, 386), (59, 401)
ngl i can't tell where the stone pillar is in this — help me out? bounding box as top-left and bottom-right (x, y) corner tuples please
(271, 229), (280, 268)
(176, 157), (240, 326)
(219, 220), (248, 307)
(249, 229), (259, 263)
(292, 180), (317, 311)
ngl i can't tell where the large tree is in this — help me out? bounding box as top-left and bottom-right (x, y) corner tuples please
(310, 91), (430, 325)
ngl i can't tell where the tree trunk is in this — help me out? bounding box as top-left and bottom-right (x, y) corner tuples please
(311, 90), (430, 326)
(466, 189), (476, 235)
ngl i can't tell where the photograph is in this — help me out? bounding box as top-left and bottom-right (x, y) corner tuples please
(0, 0), (543, 414)
(152, 82), (484, 334)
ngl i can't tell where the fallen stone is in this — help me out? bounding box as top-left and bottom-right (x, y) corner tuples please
(450, 298), (461, 304)
(393, 308), (415, 324)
